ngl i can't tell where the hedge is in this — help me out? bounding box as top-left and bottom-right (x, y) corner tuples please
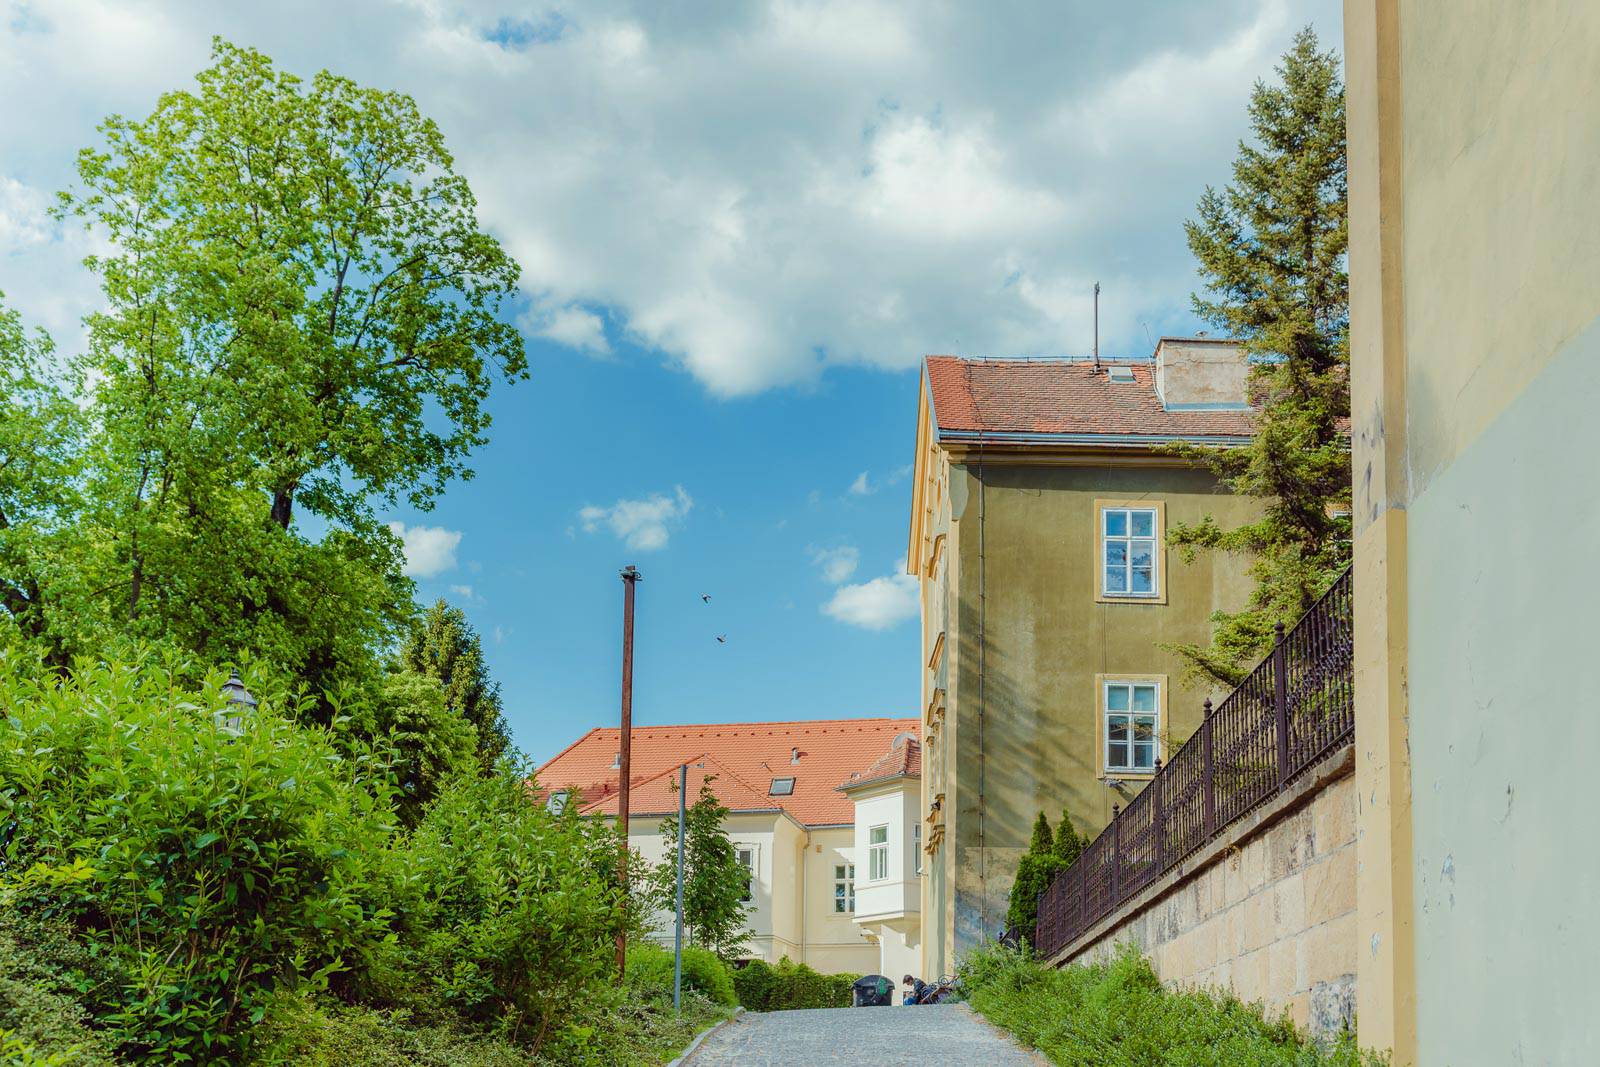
(732, 958), (858, 1012)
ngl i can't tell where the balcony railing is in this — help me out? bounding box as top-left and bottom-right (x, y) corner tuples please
(1034, 567), (1354, 960)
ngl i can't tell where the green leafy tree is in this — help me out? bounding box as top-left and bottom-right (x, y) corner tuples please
(651, 778), (751, 960)
(399, 599), (512, 770)
(1007, 811), (1067, 946)
(1168, 28), (1350, 686)
(0, 297), (82, 661)
(355, 670), (478, 826)
(46, 39), (525, 689)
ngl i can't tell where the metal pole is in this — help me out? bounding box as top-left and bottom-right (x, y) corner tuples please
(1272, 620), (1290, 789)
(673, 761), (687, 1013)
(616, 565), (642, 980)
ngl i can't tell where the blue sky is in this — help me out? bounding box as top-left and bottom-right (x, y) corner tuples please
(0, 0), (1342, 761)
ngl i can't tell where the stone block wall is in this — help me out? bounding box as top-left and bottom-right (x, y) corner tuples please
(1062, 758), (1357, 1040)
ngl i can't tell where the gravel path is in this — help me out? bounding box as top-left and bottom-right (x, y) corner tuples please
(684, 1003), (1046, 1066)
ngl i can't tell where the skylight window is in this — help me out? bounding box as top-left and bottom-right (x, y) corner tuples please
(769, 777), (796, 796)
(1107, 366), (1136, 383)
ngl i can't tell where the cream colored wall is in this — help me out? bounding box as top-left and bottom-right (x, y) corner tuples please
(1346, 2), (1600, 1062)
(797, 825), (876, 974)
(1064, 768), (1358, 1043)
(916, 411), (957, 978)
(629, 813), (877, 970)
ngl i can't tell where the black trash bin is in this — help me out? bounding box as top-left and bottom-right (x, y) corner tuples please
(852, 974), (894, 1007)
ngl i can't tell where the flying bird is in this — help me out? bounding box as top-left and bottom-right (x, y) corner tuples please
(716, 634), (726, 644)
(701, 594), (712, 603)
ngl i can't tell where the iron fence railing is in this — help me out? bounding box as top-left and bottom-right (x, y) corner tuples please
(1034, 567), (1353, 959)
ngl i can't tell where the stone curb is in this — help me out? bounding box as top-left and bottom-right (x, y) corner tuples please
(667, 1006), (744, 1067)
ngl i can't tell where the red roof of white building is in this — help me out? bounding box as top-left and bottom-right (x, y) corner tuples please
(536, 718), (920, 827)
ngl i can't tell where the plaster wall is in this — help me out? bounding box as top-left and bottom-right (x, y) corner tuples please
(1063, 766), (1358, 1043)
(1346, 2), (1600, 1059)
(943, 462), (1257, 961)
(851, 782), (921, 922)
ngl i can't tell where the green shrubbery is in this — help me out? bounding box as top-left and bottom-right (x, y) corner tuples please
(626, 943), (737, 1007)
(960, 943), (1386, 1066)
(0, 654), (722, 1064)
(732, 957), (857, 1012)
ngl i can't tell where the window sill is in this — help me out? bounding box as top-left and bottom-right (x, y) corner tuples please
(1094, 593), (1168, 606)
(1099, 772), (1156, 782)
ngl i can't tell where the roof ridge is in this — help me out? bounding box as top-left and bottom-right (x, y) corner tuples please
(535, 725), (605, 776)
(567, 716), (918, 735)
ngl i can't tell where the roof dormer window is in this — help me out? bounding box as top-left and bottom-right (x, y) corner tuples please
(769, 777), (796, 796)
(1107, 365), (1136, 383)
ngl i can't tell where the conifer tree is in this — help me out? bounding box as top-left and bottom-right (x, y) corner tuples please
(1053, 808), (1084, 867)
(1168, 27), (1351, 686)
(399, 599), (513, 770)
(1007, 811), (1065, 946)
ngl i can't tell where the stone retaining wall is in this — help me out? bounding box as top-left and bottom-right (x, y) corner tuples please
(1051, 748), (1357, 1040)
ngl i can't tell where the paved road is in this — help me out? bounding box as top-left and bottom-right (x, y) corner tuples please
(684, 1003), (1046, 1066)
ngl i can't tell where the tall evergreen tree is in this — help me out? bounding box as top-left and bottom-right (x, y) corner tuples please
(1007, 810), (1066, 947)
(399, 598), (512, 770)
(651, 778), (751, 960)
(1053, 808), (1084, 867)
(1168, 27), (1350, 686)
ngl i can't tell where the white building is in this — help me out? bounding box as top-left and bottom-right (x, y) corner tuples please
(537, 718), (923, 980)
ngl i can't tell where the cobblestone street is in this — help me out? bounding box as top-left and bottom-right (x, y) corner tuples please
(684, 1004), (1045, 1066)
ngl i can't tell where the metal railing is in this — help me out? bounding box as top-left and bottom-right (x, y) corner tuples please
(1034, 567), (1353, 959)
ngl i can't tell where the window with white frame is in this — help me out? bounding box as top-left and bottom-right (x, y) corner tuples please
(1104, 680), (1160, 772)
(868, 825), (889, 881)
(736, 846), (756, 902)
(1101, 506), (1159, 598)
(833, 863), (855, 912)
(913, 823), (922, 875)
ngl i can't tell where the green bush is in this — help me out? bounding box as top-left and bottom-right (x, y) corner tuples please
(0, 915), (119, 1066)
(251, 992), (529, 1066)
(0, 657), (401, 1063)
(396, 763), (628, 1055)
(533, 986), (729, 1067)
(959, 942), (1386, 1066)
(626, 942), (737, 1007)
(733, 957), (857, 1011)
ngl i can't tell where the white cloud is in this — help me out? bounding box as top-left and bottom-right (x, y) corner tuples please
(808, 544), (860, 584)
(823, 565), (919, 631)
(524, 302), (610, 354)
(578, 485), (693, 551)
(0, 0), (1340, 397)
(848, 471), (872, 496)
(448, 583), (478, 601)
(387, 522), (463, 577)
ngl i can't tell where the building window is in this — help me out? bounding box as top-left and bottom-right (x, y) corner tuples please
(1101, 506), (1159, 598)
(834, 863), (855, 913)
(736, 846), (756, 902)
(768, 777), (795, 796)
(913, 823), (922, 875)
(1105, 680), (1160, 772)
(545, 790), (568, 814)
(869, 825), (889, 881)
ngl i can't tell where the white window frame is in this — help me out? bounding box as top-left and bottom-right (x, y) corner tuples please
(833, 862), (855, 913)
(768, 776), (795, 796)
(1100, 505), (1160, 599)
(1103, 679), (1161, 774)
(545, 790), (568, 814)
(913, 823), (922, 875)
(735, 844), (757, 903)
(868, 824), (890, 882)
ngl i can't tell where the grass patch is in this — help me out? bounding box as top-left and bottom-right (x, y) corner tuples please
(960, 943), (1387, 1067)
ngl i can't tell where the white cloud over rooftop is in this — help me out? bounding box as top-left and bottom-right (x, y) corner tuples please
(0, 0), (1341, 396)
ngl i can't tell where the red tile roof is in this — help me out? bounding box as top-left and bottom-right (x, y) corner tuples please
(838, 736), (921, 791)
(537, 718), (921, 827)
(925, 355), (1256, 441)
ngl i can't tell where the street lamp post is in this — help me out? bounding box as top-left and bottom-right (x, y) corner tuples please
(673, 761), (687, 1013)
(216, 670), (257, 736)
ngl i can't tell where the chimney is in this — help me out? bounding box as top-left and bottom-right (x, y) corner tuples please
(1153, 338), (1249, 411)
(790, 747), (801, 765)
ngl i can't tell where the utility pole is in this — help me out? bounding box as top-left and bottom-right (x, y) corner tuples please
(673, 761), (687, 1013)
(616, 564), (642, 980)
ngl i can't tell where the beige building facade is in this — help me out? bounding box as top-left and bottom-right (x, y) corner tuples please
(1345, 1), (1600, 1061)
(908, 344), (1262, 976)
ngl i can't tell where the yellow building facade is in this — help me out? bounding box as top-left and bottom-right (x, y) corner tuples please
(908, 345), (1262, 976)
(1345, 2), (1600, 1061)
